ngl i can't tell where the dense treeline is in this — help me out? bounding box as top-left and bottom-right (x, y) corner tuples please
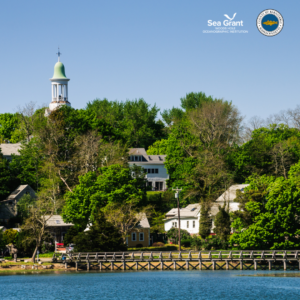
(1, 93), (300, 258)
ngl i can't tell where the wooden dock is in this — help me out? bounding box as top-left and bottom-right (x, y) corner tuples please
(53, 250), (300, 271)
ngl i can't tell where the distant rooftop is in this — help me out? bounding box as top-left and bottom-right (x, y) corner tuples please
(46, 215), (74, 227)
(129, 148), (166, 164)
(0, 143), (21, 157)
(216, 184), (249, 202)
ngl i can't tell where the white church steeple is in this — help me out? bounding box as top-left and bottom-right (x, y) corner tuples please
(45, 49), (71, 116)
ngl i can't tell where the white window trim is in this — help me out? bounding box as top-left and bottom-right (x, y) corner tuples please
(132, 232), (137, 241)
(139, 232), (144, 241)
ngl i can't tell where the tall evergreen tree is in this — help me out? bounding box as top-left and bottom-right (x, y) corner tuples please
(73, 211), (126, 252)
(214, 203), (231, 241)
(199, 205), (212, 239)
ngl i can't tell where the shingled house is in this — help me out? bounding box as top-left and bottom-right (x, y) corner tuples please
(0, 185), (36, 224)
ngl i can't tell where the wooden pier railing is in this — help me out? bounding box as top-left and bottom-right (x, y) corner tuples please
(52, 250), (300, 271)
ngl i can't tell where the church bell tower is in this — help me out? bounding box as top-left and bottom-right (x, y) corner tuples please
(45, 48), (71, 116)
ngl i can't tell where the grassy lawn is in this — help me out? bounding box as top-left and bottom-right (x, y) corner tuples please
(146, 191), (164, 195)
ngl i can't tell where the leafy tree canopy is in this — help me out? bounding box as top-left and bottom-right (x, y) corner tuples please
(73, 210), (126, 252)
(62, 164), (147, 227)
(231, 162), (300, 250)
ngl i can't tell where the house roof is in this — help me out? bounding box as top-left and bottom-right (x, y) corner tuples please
(129, 148), (147, 156)
(129, 148), (167, 164)
(136, 213), (150, 228)
(210, 202), (240, 215)
(45, 215), (74, 227)
(0, 143), (21, 156)
(4, 185), (33, 201)
(165, 204), (200, 219)
(216, 184), (249, 202)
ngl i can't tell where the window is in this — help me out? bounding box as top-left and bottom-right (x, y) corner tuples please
(146, 168), (159, 174)
(139, 232), (144, 241)
(132, 232), (137, 241)
(135, 156), (138, 161)
(193, 221), (195, 228)
(187, 221), (189, 228)
(172, 222), (177, 228)
(56, 220), (60, 224)
(191, 207), (196, 211)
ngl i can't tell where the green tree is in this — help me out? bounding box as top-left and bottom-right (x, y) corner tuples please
(199, 204), (212, 239)
(73, 210), (126, 252)
(213, 203), (231, 241)
(86, 98), (165, 149)
(0, 150), (20, 200)
(62, 164), (147, 227)
(231, 162), (300, 250)
(228, 124), (300, 183)
(3, 229), (19, 245)
(0, 113), (21, 142)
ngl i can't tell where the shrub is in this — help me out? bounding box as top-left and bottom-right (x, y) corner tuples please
(166, 228), (190, 243)
(201, 236), (228, 250)
(135, 244), (143, 248)
(190, 236), (202, 250)
(152, 242), (165, 247)
(181, 239), (191, 247)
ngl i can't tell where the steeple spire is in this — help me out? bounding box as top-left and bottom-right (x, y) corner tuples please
(56, 47), (61, 62)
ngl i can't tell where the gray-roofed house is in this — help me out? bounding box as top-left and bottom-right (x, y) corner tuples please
(45, 215), (74, 249)
(128, 148), (169, 191)
(164, 184), (249, 235)
(0, 143), (21, 161)
(0, 185), (36, 223)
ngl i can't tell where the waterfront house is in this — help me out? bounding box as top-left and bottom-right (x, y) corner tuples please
(126, 213), (151, 248)
(46, 215), (74, 251)
(164, 184), (249, 235)
(128, 148), (169, 191)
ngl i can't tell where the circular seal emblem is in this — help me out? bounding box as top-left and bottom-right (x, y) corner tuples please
(257, 9), (284, 36)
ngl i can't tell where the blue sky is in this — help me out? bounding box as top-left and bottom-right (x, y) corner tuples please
(0, 1), (298, 121)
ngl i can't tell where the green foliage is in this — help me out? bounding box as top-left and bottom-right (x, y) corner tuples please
(3, 229), (19, 245)
(166, 227), (190, 243)
(62, 164), (147, 226)
(63, 227), (81, 246)
(0, 150), (20, 201)
(201, 236), (228, 250)
(9, 139), (45, 190)
(199, 205), (211, 239)
(214, 203), (231, 241)
(73, 210), (126, 252)
(180, 92), (214, 111)
(86, 98), (165, 149)
(231, 162), (300, 250)
(228, 125), (300, 183)
(0, 113), (23, 142)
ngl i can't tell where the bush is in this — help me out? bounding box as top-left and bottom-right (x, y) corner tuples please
(190, 236), (202, 250)
(201, 236), (228, 250)
(181, 239), (191, 247)
(166, 228), (190, 243)
(152, 242), (165, 247)
(135, 244), (143, 248)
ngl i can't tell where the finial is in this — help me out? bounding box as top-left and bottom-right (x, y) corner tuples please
(56, 47), (61, 62)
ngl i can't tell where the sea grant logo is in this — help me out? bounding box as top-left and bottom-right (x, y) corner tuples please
(257, 9), (284, 36)
(203, 13), (248, 34)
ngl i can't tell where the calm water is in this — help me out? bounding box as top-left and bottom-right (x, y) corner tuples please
(1, 270), (300, 299)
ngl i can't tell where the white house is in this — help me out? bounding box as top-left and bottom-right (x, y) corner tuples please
(164, 184), (249, 235)
(128, 148), (169, 191)
(164, 204), (200, 234)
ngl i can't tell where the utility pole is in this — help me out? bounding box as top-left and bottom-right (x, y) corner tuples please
(172, 187), (182, 251)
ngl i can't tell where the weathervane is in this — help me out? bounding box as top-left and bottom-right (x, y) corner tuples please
(56, 47), (61, 62)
